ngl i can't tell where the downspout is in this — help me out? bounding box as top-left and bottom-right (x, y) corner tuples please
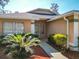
(64, 17), (69, 48)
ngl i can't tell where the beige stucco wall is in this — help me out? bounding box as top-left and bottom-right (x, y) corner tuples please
(47, 15), (75, 45)
(68, 15), (74, 44)
(24, 20), (31, 33)
(0, 18), (31, 34)
(47, 18), (67, 36)
(69, 22), (74, 43)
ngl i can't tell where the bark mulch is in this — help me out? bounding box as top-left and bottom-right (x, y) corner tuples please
(0, 49), (9, 59)
(30, 46), (50, 59)
(62, 50), (79, 59)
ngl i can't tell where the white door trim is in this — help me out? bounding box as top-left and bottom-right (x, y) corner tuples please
(31, 20), (35, 34)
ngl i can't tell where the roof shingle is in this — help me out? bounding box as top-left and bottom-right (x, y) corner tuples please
(28, 8), (59, 16)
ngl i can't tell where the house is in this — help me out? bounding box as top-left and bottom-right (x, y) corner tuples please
(0, 8), (79, 51)
(47, 10), (79, 51)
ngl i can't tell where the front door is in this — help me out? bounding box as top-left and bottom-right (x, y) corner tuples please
(35, 20), (46, 39)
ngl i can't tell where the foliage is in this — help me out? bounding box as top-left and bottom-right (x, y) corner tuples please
(48, 34), (56, 44)
(77, 36), (79, 47)
(0, 0), (9, 9)
(25, 32), (39, 38)
(0, 0), (10, 14)
(53, 34), (67, 45)
(2, 33), (40, 59)
(0, 35), (6, 47)
(48, 33), (67, 46)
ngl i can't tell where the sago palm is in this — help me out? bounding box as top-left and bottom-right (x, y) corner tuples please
(2, 33), (40, 59)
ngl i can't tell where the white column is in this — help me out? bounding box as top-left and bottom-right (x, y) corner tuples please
(74, 22), (78, 45)
(31, 20), (35, 34)
(73, 13), (79, 51)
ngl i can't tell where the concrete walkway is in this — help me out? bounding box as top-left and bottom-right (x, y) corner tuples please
(39, 41), (68, 59)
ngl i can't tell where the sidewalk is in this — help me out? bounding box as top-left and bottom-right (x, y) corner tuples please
(39, 41), (68, 59)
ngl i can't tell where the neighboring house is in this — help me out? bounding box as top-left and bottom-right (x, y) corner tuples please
(0, 8), (79, 51)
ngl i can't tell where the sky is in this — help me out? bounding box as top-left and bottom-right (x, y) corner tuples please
(4, 0), (79, 14)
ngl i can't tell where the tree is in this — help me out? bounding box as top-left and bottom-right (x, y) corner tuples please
(0, 0), (9, 13)
(51, 3), (59, 12)
(50, 3), (59, 15)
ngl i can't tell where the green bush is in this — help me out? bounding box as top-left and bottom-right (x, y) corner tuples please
(48, 33), (67, 46)
(78, 36), (79, 47)
(0, 35), (6, 47)
(48, 34), (56, 44)
(0, 35), (5, 39)
(53, 34), (67, 45)
(2, 33), (40, 59)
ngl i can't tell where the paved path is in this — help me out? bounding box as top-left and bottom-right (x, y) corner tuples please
(40, 41), (68, 59)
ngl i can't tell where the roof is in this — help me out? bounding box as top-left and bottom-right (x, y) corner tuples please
(0, 12), (54, 20)
(0, 8), (60, 20)
(0, 9), (79, 21)
(47, 10), (79, 22)
(27, 8), (59, 16)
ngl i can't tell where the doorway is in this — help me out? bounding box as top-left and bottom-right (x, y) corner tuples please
(35, 20), (46, 39)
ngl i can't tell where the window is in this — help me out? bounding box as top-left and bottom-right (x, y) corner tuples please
(15, 23), (24, 33)
(3, 22), (13, 34)
(3, 22), (24, 34)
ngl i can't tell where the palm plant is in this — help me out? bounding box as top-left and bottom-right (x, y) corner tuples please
(2, 33), (40, 59)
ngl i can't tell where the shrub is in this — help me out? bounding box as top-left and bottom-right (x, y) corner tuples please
(53, 34), (67, 46)
(48, 34), (56, 44)
(48, 33), (67, 46)
(78, 36), (79, 47)
(0, 35), (6, 47)
(0, 35), (5, 39)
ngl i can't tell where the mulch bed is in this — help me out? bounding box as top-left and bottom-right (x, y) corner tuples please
(0, 48), (9, 59)
(62, 50), (79, 59)
(47, 41), (79, 59)
(30, 46), (50, 59)
(0, 46), (50, 59)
